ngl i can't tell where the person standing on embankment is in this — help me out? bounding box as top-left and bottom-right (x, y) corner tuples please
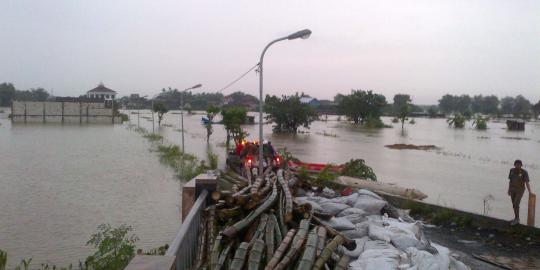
(508, 159), (534, 225)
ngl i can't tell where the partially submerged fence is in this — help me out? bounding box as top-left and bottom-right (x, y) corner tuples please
(11, 101), (121, 124)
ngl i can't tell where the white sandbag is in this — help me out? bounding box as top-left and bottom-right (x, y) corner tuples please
(407, 247), (441, 270)
(391, 235), (424, 252)
(321, 216), (355, 231)
(306, 195), (330, 204)
(350, 248), (401, 270)
(450, 257), (471, 270)
(386, 219), (421, 239)
(330, 192), (359, 206)
(354, 195), (387, 214)
(318, 202), (349, 216)
(432, 243), (450, 270)
(338, 236), (368, 259)
(337, 207), (367, 217)
(341, 213), (368, 224)
(294, 197), (324, 213)
(368, 224), (394, 243)
(363, 239), (396, 250)
(342, 225), (369, 239)
(358, 189), (383, 200)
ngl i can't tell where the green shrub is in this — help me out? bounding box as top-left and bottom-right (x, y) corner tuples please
(85, 224), (138, 270)
(364, 116), (386, 128)
(341, 159), (377, 181)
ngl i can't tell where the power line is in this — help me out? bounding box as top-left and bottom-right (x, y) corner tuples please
(217, 63), (260, 93)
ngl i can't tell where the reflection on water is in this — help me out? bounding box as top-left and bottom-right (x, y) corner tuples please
(152, 110), (540, 225)
(0, 110), (180, 266)
(1, 108), (539, 266)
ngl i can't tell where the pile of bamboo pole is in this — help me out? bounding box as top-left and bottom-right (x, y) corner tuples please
(195, 168), (354, 270)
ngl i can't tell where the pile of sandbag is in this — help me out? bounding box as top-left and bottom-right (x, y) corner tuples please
(295, 189), (470, 270)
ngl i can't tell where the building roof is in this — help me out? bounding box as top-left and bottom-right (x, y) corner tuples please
(87, 83), (117, 94)
(300, 97), (318, 104)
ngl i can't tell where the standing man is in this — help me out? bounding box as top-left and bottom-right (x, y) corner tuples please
(508, 160), (534, 225)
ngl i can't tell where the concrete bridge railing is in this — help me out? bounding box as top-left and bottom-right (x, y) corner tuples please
(124, 173), (217, 270)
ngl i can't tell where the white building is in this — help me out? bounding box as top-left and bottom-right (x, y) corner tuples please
(86, 83), (117, 100)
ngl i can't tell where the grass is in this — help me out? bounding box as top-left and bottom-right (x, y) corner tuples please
(155, 145), (206, 181)
(143, 133), (163, 142)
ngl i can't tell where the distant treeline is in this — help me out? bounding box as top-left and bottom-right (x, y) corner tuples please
(438, 94), (540, 118)
(0, 82), (50, 106)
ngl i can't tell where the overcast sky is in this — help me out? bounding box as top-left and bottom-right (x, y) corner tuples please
(1, 0), (539, 104)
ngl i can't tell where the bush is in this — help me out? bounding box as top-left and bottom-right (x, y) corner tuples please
(85, 224), (138, 270)
(363, 116), (386, 128)
(341, 159), (377, 181)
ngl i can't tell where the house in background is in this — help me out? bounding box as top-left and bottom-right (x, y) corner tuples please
(300, 96), (320, 107)
(86, 83), (117, 100)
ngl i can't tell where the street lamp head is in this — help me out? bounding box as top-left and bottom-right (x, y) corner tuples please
(191, 84), (202, 89)
(287, 29), (312, 40)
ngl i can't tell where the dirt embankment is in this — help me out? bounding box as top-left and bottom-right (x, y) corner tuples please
(385, 144), (440, 150)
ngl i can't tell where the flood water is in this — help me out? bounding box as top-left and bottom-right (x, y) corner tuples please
(152, 110), (540, 224)
(1, 108), (539, 266)
(0, 109), (181, 267)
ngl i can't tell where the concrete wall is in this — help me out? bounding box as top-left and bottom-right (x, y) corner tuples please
(11, 101), (121, 124)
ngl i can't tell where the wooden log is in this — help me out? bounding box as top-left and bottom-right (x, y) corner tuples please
(336, 176), (428, 200)
(528, 193), (536, 226)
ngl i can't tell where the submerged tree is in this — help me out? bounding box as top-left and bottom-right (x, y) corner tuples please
(447, 113), (467, 128)
(264, 93), (317, 133)
(221, 106), (247, 146)
(203, 105), (220, 142)
(533, 100), (540, 120)
(337, 89), (387, 125)
(393, 94), (412, 130)
(152, 102), (168, 127)
(472, 114), (489, 130)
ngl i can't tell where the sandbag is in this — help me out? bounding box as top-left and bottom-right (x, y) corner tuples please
(294, 197), (324, 213)
(330, 192), (359, 206)
(338, 237), (368, 259)
(342, 223), (369, 239)
(363, 239), (396, 250)
(407, 247), (441, 270)
(354, 195), (387, 214)
(358, 189), (383, 200)
(318, 202), (349, 216)
(341, 213), (368, 224)
(337, 207), (367, 217)
(450, 257), (471, 270)
(321, 216), (355, 231)
(368, 224), (394, 243)
(350, 248), (401, 270)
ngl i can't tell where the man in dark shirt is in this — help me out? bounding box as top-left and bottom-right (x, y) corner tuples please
(508, 160), (533, 225)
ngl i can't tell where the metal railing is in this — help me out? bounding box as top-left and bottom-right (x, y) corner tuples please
(165, 189), (208, 270)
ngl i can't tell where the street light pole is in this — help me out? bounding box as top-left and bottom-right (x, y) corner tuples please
(138, 95), (148, 129)
(257, 29), (312, 175)
(180, 84), (202, 154)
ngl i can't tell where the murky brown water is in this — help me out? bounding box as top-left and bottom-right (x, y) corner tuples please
(0, 109), (180, 267)
(1, 108), (539, 266)
(152, 110), (540, 225)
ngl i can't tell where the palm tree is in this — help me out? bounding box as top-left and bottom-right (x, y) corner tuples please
(447, 113), (466, 128)
(472, 114), (488, 130)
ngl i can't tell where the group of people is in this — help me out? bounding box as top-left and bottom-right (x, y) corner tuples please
(235, 140), (277, 169)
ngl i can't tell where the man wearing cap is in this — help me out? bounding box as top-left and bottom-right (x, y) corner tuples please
(508, 160), (534, 225)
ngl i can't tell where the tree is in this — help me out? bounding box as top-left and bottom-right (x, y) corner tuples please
(152, 102), (168, 126)
(512, 95), (531, 118)
(203, 105), (220, 142)
(264, 94), (317, 133)
(221, 107), (247, 146)
(482, 95), (500, 115)
(0, 83), (16, 106)
(533, 100), (540, 120)
(85, 224), (138, 270)
(472, 114), (488, 130)
(447, 113), (467, 128)
(393, 94), (411, 130)
(438, 94), (457, 114)
(337, 89), (387, 125)
(500, 96), (515, 115)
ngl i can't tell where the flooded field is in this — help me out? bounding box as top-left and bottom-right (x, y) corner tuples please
(0, 110), (181, 266)
(148, 110), (540, 225)
(1, 108), (539, 266)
